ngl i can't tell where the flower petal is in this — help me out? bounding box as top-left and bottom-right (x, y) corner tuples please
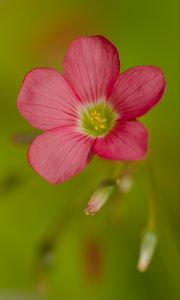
(109, 66), (166, 119)
(93, 120), (148, 160)
(28, 127), (94, 184)
(63, 36), (120, 102)
(17, 68), (81, 130)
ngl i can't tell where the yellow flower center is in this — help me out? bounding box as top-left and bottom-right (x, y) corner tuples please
(79, 101), (118, 137)
(89, 110), (107, 131)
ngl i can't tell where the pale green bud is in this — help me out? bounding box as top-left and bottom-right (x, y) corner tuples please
(137, 231), (157, 272)
(116, 174), (133, 193)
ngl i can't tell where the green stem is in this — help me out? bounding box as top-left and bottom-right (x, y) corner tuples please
(146, 159), (157, 232)
(112, 161), (135, 180)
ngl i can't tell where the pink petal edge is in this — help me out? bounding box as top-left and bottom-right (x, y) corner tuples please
(17, 68), (81, 131)
(28, 127), (94, 184)
(63, 35), (120, 102)
(93, 120), (148, 161)
(109, 66), (166, 120)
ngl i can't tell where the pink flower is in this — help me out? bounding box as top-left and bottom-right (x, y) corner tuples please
(17, 36), (166, 184)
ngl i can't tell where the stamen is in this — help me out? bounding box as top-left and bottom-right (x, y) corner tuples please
(80, 101), (117, 137)
(100, 124), (106, 129)
(88, 109), (108, 132)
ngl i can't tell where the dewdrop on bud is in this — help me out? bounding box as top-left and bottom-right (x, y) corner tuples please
(84, 180), (116, 216)
(116, 174), (133, 193)
(137, 231), (157, 272)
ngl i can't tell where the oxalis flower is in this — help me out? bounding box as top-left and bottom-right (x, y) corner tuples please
(17, 36), (166, 184)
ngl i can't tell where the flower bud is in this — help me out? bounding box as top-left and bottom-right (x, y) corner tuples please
(116, 174), (133, 194)
(84, 180), (116, 215)
(137, 231), (157, 272)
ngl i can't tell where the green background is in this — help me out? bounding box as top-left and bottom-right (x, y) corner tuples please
(0, 0), (179, 299)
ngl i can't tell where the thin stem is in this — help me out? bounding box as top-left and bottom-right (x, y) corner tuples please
(112, 161), (135, 180)
(146, 159), (157, 232)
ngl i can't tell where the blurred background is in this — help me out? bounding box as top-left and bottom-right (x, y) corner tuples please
(0, 0), (179, 299)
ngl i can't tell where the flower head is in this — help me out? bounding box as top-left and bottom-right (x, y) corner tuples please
(17, 36), (166, 184)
